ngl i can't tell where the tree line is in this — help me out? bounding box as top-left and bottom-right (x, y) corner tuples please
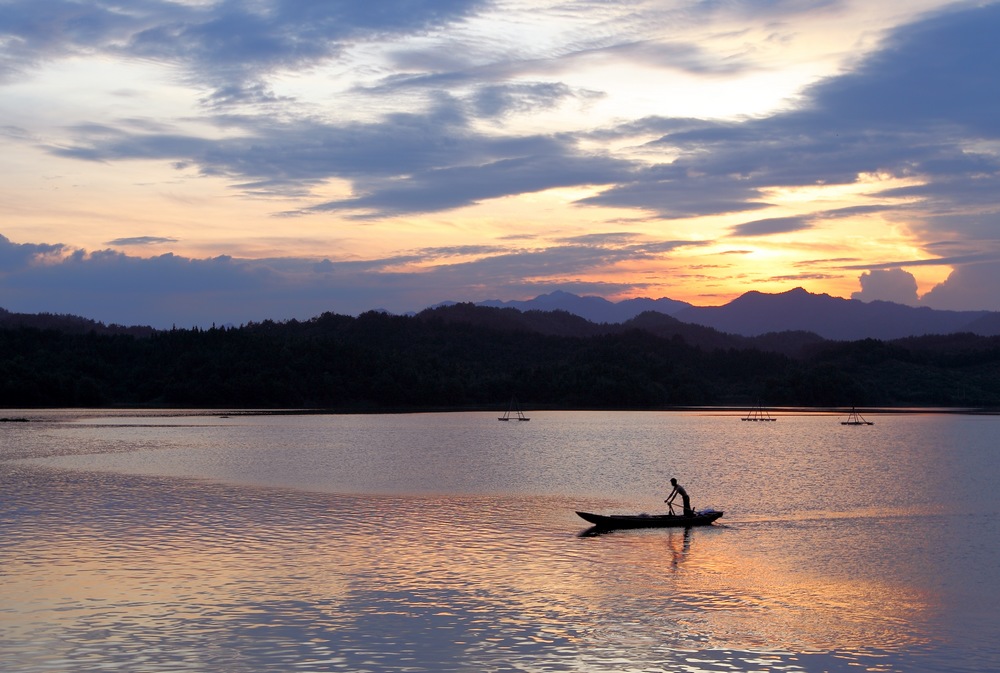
(2, 304), (1000, 409)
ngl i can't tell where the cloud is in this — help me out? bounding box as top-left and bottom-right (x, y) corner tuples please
(851, 268), (919, 306)
(921, 262), (1000, 311)
(578, 167), (771, 218)
(729, 216), (812, 237)
(580, 3), (1000, 281)
(23, 2), (1000, 231)
(7, 1), (1000, 321)
(806, 4), (1000, 136)
(0, 232), (686, 328)
(1, 0), (490, 95)
(845, 259), (1000, 311)
(44, 95), (637, 214)
(0, 0), (146, 82)
(471, 82), (598, 119)
(0, 233), (67, 267)
(106, 236), (178, 246)
(305, 150), (636, 218)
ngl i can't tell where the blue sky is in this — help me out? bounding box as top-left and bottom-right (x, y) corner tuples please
(2, 0), (1000, 328)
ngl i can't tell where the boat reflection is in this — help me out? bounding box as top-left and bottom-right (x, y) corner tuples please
(578, 523), (698, 545)
(578, 524), (694, 577)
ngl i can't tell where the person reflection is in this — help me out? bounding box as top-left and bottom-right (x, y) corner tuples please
(668, 527), (692, 570)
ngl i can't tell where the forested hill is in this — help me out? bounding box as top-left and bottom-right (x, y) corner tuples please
(0, 307), (155, 337)
(2, 303), (1000, 409)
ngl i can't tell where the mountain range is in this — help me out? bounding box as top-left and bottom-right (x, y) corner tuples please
(477, 291), (692, 323)
(4, 287), (999, 342)
(471, 288), (1000, 341)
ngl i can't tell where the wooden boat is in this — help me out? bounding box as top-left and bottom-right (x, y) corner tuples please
(841, 407), (874, 425)
(498, 396), (530, 421)
(576, 509), (723, 529)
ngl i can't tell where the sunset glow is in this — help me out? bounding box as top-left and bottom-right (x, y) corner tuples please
(2, 0), (1000, 327)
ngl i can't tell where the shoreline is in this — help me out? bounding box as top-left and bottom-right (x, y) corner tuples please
(3, 404), (999, 418)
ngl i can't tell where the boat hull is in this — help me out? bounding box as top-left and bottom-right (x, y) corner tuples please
(576, 509), (723, 529)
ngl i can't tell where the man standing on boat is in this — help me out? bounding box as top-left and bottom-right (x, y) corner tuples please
(665, 478), (693, 516)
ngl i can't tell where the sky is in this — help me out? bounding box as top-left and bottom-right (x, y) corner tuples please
(3, 0), (1000, 328)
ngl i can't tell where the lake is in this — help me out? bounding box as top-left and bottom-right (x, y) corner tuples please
(2, 409), (998, 672)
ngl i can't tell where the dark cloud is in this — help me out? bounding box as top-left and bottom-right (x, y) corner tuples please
(47, 95), (640, 214)
(838, 254), (1000, 311)
(579, 175), (771, 218)
(921, 262), (1000, 311)
(1, 0), (489, 94)
(106, 236), (179, 246)
(8, 1), (1000, 317)
(42, 87), (636, 215)
(471, 82), (592, 119)
(0, 233), (66, 266)
(305, 150), (636, 218)
(0, 0), (149, 82)
(25, 2), (1000, 235)
(729, 216), (811, 237)
(805, 4), (1000, 136)
(585, 3), (1000, 277)
(840, 253), (1000, 271)
(0, 232), (679, 327)
(14, 1), (1000, 225)
(816, 205), (893, 219)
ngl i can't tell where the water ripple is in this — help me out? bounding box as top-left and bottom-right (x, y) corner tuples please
(3, 410), (999, 672)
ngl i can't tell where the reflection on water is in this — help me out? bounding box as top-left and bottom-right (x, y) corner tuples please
(2, 410), (999, 672)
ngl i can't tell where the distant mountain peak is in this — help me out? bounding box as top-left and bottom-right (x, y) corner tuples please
(427, 289), (1000, 340)
(677, 288), (996, 340)
(476, 292), (691, 324)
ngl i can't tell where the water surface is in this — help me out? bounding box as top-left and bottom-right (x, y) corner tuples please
(2, 409), (998, 672)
